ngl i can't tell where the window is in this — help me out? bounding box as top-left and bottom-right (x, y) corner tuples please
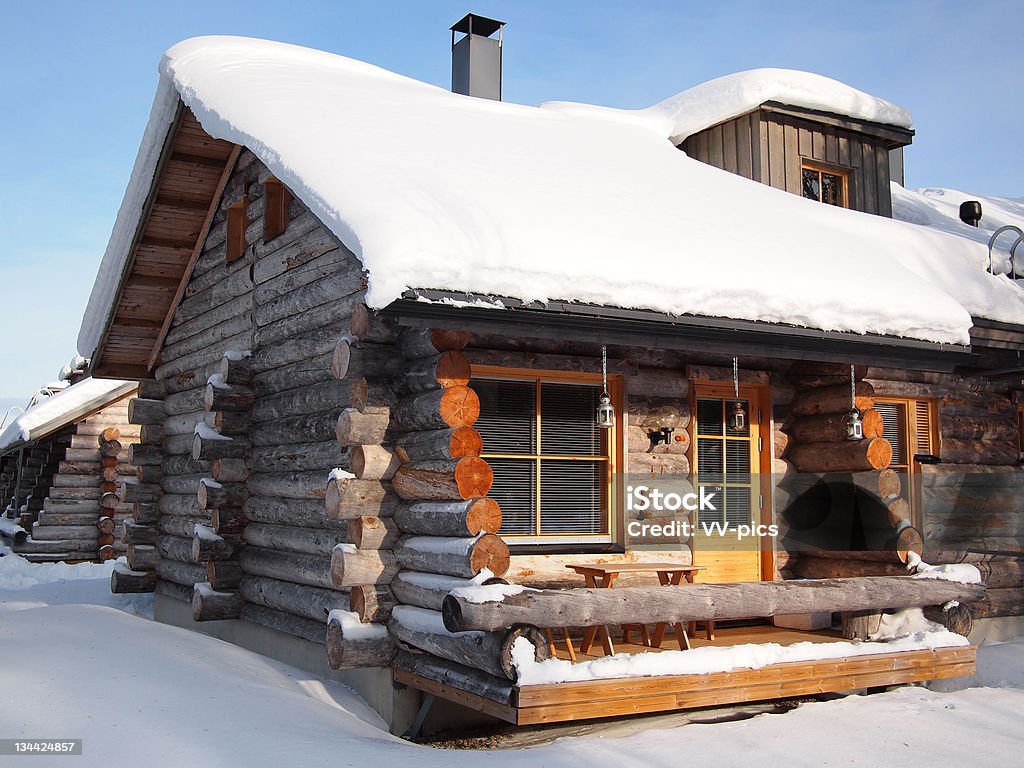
(469, 370), (619, 545)
(226, 195), (248, 263)
(263, 178), (291, 241)
(801, 163), (847, 207)
(873, 397), (938, 517)
(694, 396), (757, 530)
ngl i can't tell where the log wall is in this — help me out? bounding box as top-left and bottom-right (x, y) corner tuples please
(9, 394), (139, 562)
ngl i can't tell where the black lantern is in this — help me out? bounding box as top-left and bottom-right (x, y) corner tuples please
(727, 401), (746, 432)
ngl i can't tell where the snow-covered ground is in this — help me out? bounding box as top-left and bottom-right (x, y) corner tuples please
(1, 553), (1021, 767)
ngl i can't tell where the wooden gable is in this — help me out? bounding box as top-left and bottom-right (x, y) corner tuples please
(92, 105), (239, 379)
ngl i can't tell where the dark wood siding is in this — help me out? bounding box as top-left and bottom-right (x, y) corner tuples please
(681, 107), (906, 217)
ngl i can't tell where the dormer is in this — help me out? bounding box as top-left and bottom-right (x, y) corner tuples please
(674, 73), (914, 218)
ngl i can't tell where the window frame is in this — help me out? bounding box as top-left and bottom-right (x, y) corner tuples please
(470, 365), (624, 547)
(800, 161), (850, 208)
(873, 396), (939, 526)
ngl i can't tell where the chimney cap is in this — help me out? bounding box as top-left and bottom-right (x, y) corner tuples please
(451, 13), (504, 38)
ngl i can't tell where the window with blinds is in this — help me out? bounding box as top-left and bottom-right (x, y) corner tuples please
(470, 376), (613, 543)
(873, 397), (937, 518)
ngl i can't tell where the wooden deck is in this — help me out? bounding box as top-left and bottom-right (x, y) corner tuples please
(394, 624), (976, 726)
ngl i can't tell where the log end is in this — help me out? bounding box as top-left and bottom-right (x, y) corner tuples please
(441, 594), (464, 633)
(469, 533), (511, 578)
(466, 498), (502, 535)
(439, 386), (481, 428)
(455, 457), (494, 499)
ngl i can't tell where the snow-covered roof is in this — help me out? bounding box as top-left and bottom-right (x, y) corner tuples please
(543, 68), (913, 145)
(0, 378), (136, 453)
(77, 37), (1024, 354)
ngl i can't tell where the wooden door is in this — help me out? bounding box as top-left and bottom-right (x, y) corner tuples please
(690, 383), (772, 583)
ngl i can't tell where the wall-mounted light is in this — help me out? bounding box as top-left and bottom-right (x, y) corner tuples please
(648, 405), (680, 446)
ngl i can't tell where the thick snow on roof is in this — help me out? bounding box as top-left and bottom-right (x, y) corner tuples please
(542, 68), (913, 145)
(894, 187), (1024, 269)
(77, 37), (1024, 355)
(0, 377), (136, 452)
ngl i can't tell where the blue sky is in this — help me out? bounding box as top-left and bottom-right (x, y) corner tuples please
(0, 0), (1020, 401)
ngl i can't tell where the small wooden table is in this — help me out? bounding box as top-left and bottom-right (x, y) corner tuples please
(565, 563), (707, 656)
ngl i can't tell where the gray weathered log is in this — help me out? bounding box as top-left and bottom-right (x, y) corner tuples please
(211, 458), (250, 483)
(239, 546), (334, 589)
(388, 606), (548, 681)
(243, 522), (347, 556)
(192, 583), (245, 621)
(250, 441), (344, 474)
(325, 476), (396, 519)
(330, 545), (399, 587)
(392, 498), (502, 537)
(251, 412), (340, 446)
(391, 570), (505, 612)
(394, 533), (510, 579)
(111, 565), (157, 594)
(392, 650), (513, 704)
(335, 409), (389, 446)
(246, 471), (327, 500)
(350, 585), (397, 622)
(351, 445), (400, 480)
(193, 433), (250, 461)
(251, 379), (354, 423)
(244, 496), (345, 529)
(207, 560), (244, 591)
(326, 613), (395, 669)
(391, 386), (480, 432)
(397, 328), (470, 358)
(442, 576), (987, 632)
(347, 515), (401, 550)
(394, 427), (482, 463)
(127, 544), (159, 571)
(204, 383), (255, 413)
(240, 575), (348, 623)
(128, 398), (166, 425)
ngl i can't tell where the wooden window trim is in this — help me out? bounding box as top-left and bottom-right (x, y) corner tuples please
(800, 160), (850, 208)
(471, 364), (624, 546)
(873, 396), (939, 527)
(1016, 406), (1024, 460)
(226, 195), (248, 264)
(263, 178), (291, 242)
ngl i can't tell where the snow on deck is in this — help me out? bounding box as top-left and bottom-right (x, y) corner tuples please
(77, 37), (1024, 356)
(0, 377), (136, 452)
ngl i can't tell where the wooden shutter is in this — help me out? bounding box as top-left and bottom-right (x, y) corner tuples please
(226, 196), (248, 263)
(263, 179), (291, 241)
(912, 400), (935, 456)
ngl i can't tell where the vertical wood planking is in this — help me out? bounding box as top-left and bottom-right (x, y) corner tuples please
(767, 119), (786, 190)
(811, 130), (826, 162)
(783, 120), (800, 194)
(708, 125), (725, 168)
(838, 134), (851, 167)
(722, 120), (738, 173)
(755, 113), (769, 183)
(825, 128), (839, 165)
(737, 115), (753, 179)
(862, 141), (878, 214)
(798, 125), (811, 158)
(876, 146), (892, 216)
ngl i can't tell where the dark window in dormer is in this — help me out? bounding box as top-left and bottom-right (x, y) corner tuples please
(801, 163), (847, 207)
(264, 178), (291, 242)
(226, 196), (248, 263)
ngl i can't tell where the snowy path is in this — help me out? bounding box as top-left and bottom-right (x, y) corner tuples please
(1, 556), (1021, 767)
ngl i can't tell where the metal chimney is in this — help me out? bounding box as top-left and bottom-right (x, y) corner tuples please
(451, 13), (504, 100)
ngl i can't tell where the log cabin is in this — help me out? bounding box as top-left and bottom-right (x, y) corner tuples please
(72, 24), (1023, 732)
(0, 372), (139, 562)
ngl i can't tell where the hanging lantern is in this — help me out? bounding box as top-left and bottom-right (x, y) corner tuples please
(845, 365), (863, 440)
(727, 400), (746, 432)
(846, 408), (864, 440)
(596, 392), (615, 428)
(596, 345), (614, 429)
